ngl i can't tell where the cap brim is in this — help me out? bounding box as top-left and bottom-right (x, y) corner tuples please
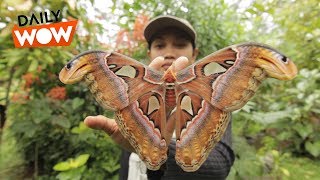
(144, 15), (196, 44)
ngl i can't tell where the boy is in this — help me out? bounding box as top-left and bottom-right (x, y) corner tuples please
(84, 15), (234, 180)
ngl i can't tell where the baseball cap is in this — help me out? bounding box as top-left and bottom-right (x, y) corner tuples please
(143, 15), (196, 46)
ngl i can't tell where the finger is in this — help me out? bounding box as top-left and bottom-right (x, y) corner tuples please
(149, 56), (164, 70)
(84, 115), (117, 136)
(174, 56), (189, 72)
(84, 115), (135, 152)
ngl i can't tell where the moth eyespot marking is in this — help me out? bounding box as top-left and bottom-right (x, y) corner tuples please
(108, 64), (117, 69)
(224, 60), (235, 65)
(181, 95), (193, 116)
(115, 65), (137, 78)
(203, 62), (226, 76)
(148, 96), (160, 115)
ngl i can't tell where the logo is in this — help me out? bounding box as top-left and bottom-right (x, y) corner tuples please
(12, 10), (78, 48)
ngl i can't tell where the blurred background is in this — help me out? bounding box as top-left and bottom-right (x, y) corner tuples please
(0, 0), (319, 179)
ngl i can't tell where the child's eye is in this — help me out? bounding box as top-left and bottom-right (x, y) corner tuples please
(155, 44), (164, 48)
(178, 43), (186, 46)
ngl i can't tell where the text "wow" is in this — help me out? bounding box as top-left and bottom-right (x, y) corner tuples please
(12, 20), (78, 48)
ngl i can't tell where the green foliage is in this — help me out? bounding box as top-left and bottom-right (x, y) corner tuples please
(0, 129), (25, 180)
(1, 0), (120, 179)
(237, 68), (320, 158)
(227, 0), (320, 178)
(53, 154), (90, 180)
(6, 94), (120, 178)
(53, 154), (90, 171)
(228, 136), (264, 178)
(231, 67), (320, 178)
(155, 0), (244, 55)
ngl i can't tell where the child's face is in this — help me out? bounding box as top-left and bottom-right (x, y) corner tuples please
(148, 28), (198, 71)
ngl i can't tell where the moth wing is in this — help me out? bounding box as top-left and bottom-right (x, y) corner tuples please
(116, 90), (168, 170)
(174, 90), (231, 172)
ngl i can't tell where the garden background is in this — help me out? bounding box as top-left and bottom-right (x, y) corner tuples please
(0, 0), (319, 179)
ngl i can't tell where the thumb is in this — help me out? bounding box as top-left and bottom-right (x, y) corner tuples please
(84, 115), (117, 136)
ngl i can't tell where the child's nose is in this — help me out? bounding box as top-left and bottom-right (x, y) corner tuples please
(163, 47), (176, 60)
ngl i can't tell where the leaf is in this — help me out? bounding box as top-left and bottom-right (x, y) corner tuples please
(45, 55), (55, 64)
(28, 60), (39, 72)
(102, 162), (120, 173)
(293, 123), (313, 139)
(56, 166), (85, 180)
(72, 154), (90, 168)
(5, 49), (27, 67)
(13, 61), (31, 78)
(253, 3), (265, 12)
(72, 98), (85, 110)
(246, 8), (256, 15)
(271, 150), (280, 158)
(54, 162), (71, 171)
(71, 122), (89, 134)
(240, 101), (256, 113)
(31, 100), (53, 124)
(280, 167), (290, 176)
(53, 154), (89, 172)
(252, 110), (292, 124)
(52, 116), (71, 129)
(305, 141), (320, 157)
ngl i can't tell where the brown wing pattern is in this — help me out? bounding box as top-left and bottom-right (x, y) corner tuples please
(116, 91), (168, 170)
(59, 43), (298, 172)
(175, 91), (231, 172)
(59, 51), (168, 170)
(174, 43), (297, 171)
(105, 52), (164, 104)
(175, 47), (237, 104)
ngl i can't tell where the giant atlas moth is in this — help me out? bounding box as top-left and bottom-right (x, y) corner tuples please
(59, 42), (298, 172)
